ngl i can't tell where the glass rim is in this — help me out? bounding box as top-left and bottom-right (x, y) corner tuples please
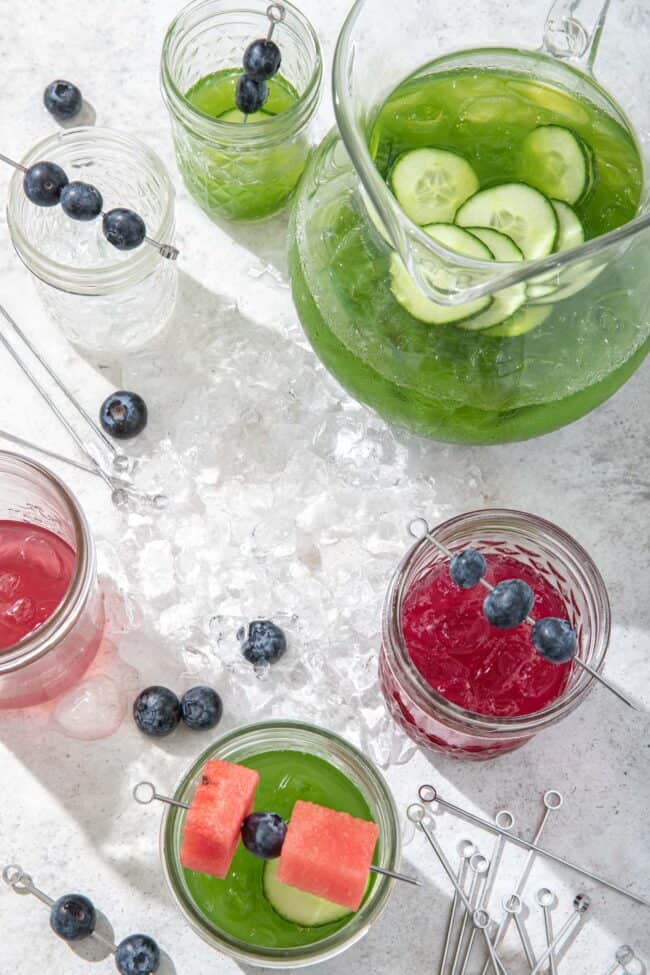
(159, 719), (400, 968)
(160, 0), (323, 149)
(382, 507), (611, 737)
(332, 16), (650, 303)
(6, 126), (176, 296)
(0, 450), (96, 674)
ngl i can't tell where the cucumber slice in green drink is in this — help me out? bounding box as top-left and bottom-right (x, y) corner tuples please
(482, 305), (552, 337)
(389, 147), (479, 224)
(456, 183), (559, 259)
(455, 227), (526, 331)
(263, 858), (354, 926)
(390, 223), (493, 325)
(519, 125), (594, 205)
(219, 108), (272, 123)
(467, 227), (524, 262)
(528, 200), (586, 299)
(551, 199), (585, 250)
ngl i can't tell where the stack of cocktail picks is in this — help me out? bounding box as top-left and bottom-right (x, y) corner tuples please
(407, 784), (646, 975)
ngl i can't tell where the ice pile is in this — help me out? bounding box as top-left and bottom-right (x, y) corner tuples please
(55, 273), (483, 767)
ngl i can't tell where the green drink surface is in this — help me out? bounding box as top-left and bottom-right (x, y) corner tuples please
(369, 66), (642, 239)
(183, 750), (375, 948)
(289, 53), (649, 443)
(185, 68), (299, 121)
(178, 69), (308, 221)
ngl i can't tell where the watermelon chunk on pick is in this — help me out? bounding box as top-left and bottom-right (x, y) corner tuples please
(277, 800), (379, 911)
(180, 759), (259, 879)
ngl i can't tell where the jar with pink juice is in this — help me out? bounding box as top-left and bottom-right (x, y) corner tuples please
(0, 452), (104, 708)
(379, 509), (611, 760)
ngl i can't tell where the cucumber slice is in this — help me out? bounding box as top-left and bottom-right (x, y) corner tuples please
(389, 148), (479, 225)
(482, 305), (552, 337)
(551, 200), (585, 251)
(519, 125), (594, 205)
(529, 263), (606, 305)
(390, 223), (493, 326)
(467, 227), (524, 262)
(219, 108), (271, 123)
(528, 200), (586, 299)
(263, 858), (353, 926)
(456, 183), (559, 260)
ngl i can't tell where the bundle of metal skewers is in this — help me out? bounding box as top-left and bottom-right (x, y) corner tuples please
(407, 784), (646, 975)
(0, 302), (165, 510)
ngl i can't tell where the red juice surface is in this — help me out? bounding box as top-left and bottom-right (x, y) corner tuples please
(0, 521), (75, 651)
(402, 555), (572, 717)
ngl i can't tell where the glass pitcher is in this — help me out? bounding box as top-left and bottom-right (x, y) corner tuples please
(289, 0), (650, 444)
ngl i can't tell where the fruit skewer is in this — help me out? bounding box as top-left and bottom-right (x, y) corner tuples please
(408, 518), (638, 711)
(134, 772), (421, 906)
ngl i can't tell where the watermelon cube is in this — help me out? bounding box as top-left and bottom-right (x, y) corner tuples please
(277, 800), (379, 911)
(180, 759), (259, 879)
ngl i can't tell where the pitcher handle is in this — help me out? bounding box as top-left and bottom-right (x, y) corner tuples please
(540, 0), (612, 74)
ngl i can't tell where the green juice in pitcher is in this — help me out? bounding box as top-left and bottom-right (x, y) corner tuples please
(289, 51), (649, 443)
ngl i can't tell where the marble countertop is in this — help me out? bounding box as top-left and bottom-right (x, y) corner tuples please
(0, 1), (648, 974)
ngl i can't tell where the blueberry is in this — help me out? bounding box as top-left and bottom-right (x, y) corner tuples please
(180, 686), (223, 730)
(115, 934), (160, 975)
(60, 181), (103, 221)
(43, 80), (83, 120)
(531, 617), (577, 664)
(49, 893), (96, 941)
(133, 686), (181, 737)
(99, 391), (148, 440)
(482, 578), (534, 629)
(23, 161), (68, 207)
(238, 620), (287, 665)
(235, 74), (269, 115)
(241, 811), (287, 859)
(102, 208), (146, 251)
(449, 548), (486, 589)
(243, 39), (282, 82)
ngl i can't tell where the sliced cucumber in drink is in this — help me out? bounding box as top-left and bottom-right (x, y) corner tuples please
(528, 200), (586, 299)
(263, 858), (354, 926)
(456, 183), (559, 260)
(482, 305), (553, 338)
(519, 125), (595, 205)
(390, 223), (494, 325)
(455, 227), (526, 331)
(389, 148), (479, 224)
(551, 200), (585, 250)
(467, 227), (524, 262)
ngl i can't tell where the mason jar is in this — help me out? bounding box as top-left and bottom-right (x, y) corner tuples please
(379, 509), (611, 760)
(161, 0), (322, 222)
(0, 452), (104, 709)
(160, 720), (400, 967)
(7, 127), (177, 357)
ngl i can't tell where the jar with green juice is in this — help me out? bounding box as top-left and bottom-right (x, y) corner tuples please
(161, 0), (322, 222)
(160, 720), (401, 967)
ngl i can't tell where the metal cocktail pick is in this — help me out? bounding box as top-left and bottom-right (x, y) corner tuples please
(528, 892), (591, 975)
(408, 518), (638, 711)
(502, 893), (537, 970)
(537, 888), (559, 975)
(418, 785), (648, 908)
(438, 839), (476, 975)
(0, 302), (166, 509)
(602, 945), (644, 975)
(133, 781), (421, 888)
(406, 803), (510, 975)
(0, 151), (178, 260)
(449, 851), (490, 975)
(1, 864), (143, 963)
(265, 2), (286, 39)
(478, 789), (563, 975)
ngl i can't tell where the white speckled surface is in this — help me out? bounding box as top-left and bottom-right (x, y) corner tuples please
(0, 1), (649, 974)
